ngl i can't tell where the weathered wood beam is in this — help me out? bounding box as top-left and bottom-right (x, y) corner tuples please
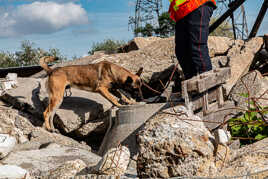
(183, 68), (231, 93)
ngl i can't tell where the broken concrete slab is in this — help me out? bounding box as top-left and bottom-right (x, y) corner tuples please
(98, 103), (166, 157)
(45, 159), (87, 178)
(0, 104), (89, 151)
(2, 143), (101, 176)
(14, 127), (91, 152)
(0, 105), (35, 144)
(208, 36), (235, 57)
(137, 105), (215, 178)
(0, 78), (112, 136)
(0, 134), (16, 159)
(118, 36), (162, 53)
(93, 146), (130, 176)
(224, 37), (264, 95)
(219, 138), (268, 177)
(229, 70), (268, 109)
(0, 165), (29, 179)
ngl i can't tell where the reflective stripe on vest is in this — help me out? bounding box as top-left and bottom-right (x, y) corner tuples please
(173, 0), (188, 11)
(169, 0), (216, 22)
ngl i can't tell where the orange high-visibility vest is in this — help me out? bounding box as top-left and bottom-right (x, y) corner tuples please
(169, 0), (216, 22)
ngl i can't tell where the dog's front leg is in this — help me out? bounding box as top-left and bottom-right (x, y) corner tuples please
(98, 87), (121, 106)
(117, 89), (136, 104)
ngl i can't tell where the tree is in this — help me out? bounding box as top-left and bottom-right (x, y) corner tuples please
(129, 0), (163, 37)
(88, 39), (126, 55)
(131, 11), (175, 38)
(0, 40), (67, 68)
(0, 52), (17, 68)
(154, 12), (175, 37)
(15, 40), (40, 66)
(209, 17), (234, 38)
(134, 23), (154, 37)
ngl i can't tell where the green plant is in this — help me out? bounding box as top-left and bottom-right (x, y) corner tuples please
(0, 40), (67, 68)
(154, 12), (175, 37)
(209, 17), (234, 38)
(0, 52), (18, 68)
(88, 39), (126, 55)
(228, 93), (268, 145)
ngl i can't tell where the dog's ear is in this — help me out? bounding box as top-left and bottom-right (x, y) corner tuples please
(125, 76), (133, 85)
(136, 67), (143, 77)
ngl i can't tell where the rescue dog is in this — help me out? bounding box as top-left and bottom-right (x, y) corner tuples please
(40, 56), (143, 132)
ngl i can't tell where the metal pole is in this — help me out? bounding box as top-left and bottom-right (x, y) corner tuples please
(249, 0), (268, 38)
(229, 0), (237, 39)
(209, 0), (246, 34)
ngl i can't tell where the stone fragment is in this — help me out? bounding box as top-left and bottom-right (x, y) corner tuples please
(0, 134), (16, 159)
(93, 146), (130, 176)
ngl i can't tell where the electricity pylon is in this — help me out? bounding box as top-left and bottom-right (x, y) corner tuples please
(212, 0), (249, 39)
(129, 0), (163, 37)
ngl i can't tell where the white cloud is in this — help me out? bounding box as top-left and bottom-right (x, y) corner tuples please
(0, 1), (88, 37)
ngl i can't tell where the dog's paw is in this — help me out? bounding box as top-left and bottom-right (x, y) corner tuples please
(118, 99), (128, 105)
(48, 128), (60, 133)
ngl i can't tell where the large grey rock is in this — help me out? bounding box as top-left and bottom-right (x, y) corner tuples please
(46, 159), (87, 178)
(0, 165), (30, 179)
(0, 78), (112, 136)
(208, 36), (236, 57)
(224, 37), (264, 95)
(74, 174), (138, 179)
(218, 138), (268, 177)
(0, 134), (16, 159)
(137, 105), (215, 178)
(0, 104), (34, 142)
(119, 36), (162, 53)
(229, 70), (268, 109)
(0, 103), (91, 151)
(2, 143), (101, 176)
(14, 127), (91, 152)
(93, 146), (130, 176)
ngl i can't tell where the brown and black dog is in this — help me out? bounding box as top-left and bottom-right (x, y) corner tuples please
(40, 56), (143, 131)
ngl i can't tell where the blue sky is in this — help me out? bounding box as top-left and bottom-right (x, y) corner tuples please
(0, 0), (267, 59)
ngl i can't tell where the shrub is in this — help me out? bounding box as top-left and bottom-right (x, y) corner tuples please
(88, 39), (126, 55)
(228, 93), (268, 145)
(0, 40), (67, 68)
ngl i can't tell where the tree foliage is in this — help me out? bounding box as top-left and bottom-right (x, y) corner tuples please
(155, 12), (175, 37)
(210, 17), (234, 38)
(134, 24), (154, 37)
(0, 40), (67, 68)
(88, 39), (126, 55)
(228, 93), (268, 145)
(133, 12), (175, 37)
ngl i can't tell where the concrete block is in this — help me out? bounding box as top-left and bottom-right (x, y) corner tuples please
(0, 134), (16, 159)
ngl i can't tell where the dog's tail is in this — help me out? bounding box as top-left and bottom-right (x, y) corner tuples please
(40, 56), (59, 74)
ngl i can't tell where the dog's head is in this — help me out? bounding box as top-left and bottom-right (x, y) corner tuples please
(123, 67), (143, 100)
(124, 67), (143, 89)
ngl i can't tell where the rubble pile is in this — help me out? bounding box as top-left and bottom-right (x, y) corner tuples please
(0, 35), (267, 178)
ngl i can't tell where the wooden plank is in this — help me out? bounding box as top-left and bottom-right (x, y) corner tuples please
(217, 86), (224, 107)
(182, 80), (192, 112)
(202, 91), (209, 115)
(196, 101), (236, 131)
(185, 68), (231, 93)
(191, 89), (218, 112)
